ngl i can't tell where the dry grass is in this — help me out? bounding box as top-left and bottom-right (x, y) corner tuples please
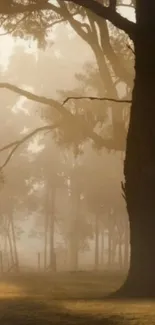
(0, 271), (154, 324)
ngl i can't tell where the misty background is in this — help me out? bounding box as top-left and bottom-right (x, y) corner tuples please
(0, 4), (134, 272)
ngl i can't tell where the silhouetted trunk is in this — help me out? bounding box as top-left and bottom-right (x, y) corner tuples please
(118, 238), (123, 270)
(107, 229), (112, 269)
(70, 232), (78, 272)
(116, 225), (123, 270)
(4, 218), (8, 254)
(115, 2), (155, 297)
(69, 192), (80, 272)
(111, 228), (118, 267)
(49, 187), (56, 272)
(0, 251), (3, 273)
(4, 220), (10, 271)
(9, 213), (19, 271)
(123, 220), (130, 270)
(94, 214), (99, 270)
(100, 228), (104, 267)
(44, 185), (49, 270)
(7, 227), (14, 268)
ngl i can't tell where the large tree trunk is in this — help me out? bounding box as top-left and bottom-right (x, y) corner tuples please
(112, 2), (155, 298)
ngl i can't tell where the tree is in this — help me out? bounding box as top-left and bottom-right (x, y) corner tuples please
(64, 0), (155, 299)
(0, 0), (155, 298)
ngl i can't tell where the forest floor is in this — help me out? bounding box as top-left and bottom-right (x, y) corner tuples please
(0, 271), (154, 324)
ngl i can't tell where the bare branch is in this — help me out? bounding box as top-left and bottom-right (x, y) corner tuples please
(0, 122), (61, 170)
(63, 96), (132, 105)
(57, 1), (90, 42)
(0, 140), (19, 153)
(0, 82), (128, 167)
(41, 10), (82, 31)
(0, 82), (71, 119)
(39, 18), (66, 30)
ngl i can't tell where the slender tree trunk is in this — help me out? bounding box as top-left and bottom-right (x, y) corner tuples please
(100, 227), (104, 268)
(118, 237), (123, 270)
(3, 217), (8, 253)
(114, 2), (155, 297)
(69, 231), (78, 272)
(9, 213), (19, 271)
(116, 225), (124, 270)
(49, 187), (56, 272)
(107, 229), (112, 269)
(7, 227), (14, 268)
(70, 233), (78, 271)
(4, 220), (11, 270)
(123, 220), (130, 270)
(69, 191), (80, 272)
(111, 229), (118, 268)
(44, 184), (49, 270)
(94, 214), (99, 271)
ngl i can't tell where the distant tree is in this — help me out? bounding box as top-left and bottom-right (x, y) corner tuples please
(0, 0), (155, 298)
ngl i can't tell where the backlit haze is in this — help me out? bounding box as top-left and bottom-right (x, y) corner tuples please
(0, 2), (134, 269)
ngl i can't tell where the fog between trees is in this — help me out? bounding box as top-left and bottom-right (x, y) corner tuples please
(0, 22), (131, 274)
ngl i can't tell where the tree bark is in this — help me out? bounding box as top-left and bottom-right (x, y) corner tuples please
(112, 2), (155, 297)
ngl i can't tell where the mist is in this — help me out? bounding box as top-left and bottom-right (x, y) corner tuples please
(0, 1), (154, 324)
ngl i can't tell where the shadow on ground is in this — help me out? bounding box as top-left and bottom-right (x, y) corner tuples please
(0, 297), (128, 325)
(0, 273), (154, 324)
(0, 272), (125, 300)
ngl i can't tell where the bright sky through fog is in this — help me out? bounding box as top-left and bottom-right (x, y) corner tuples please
(0, 3), (135, 68)
(0, 3), (135, 256)
(0, 3), (135, 169)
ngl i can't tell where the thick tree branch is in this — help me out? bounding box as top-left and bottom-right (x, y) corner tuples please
(63, 96), (131, 105)
(0, 122), (61, 170)
(0, 82), (71, 119)
(0, 1), (136, 39)
(57, 1), (90, 42)
(65, 0), (136, 39)
(0, 82), (130, 169)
